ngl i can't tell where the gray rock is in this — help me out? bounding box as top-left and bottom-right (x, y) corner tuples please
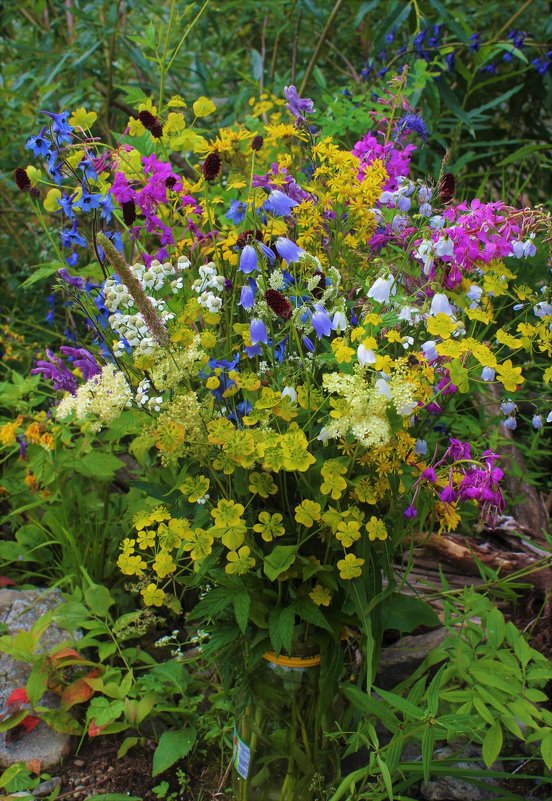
(377, 628), (447, 688)
(0, 588), (75, 770)
(420, 745), (504, 801)
(33, 777), (62, 796)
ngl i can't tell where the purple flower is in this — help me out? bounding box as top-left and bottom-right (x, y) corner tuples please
(26, 128), (51, 158)
(422, 467), (437, 482)
(58, 268), (85, 289)
(275, 237), (304, 264)
(532, 415), (543, 430)
(302, 335), (315, 353)
(225, 200), (247, 224)
(440, 485), (458, 503)
(250, 319), (268, 345)
(283, 85), (314, 123)
(259, 242), (276, 263)
(60, 347), (101, 381)
(311, 305), (332, 339)
(415, 439), (427, 456)
(396, 113), (429, 142)
(239, 280), (257, 310)
(31, 350), (78, 394)
(239, 245), (258, 274)
(264, 189), (298, 217)
(481, 367), (495, 382)
(404, 505), (417, 519)
(41, 111), (74, 144)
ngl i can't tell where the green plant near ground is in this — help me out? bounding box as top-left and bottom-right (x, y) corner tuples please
(331, 588), (552, 800)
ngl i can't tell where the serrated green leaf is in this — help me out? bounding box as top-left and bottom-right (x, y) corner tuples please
(264, 545), (297, 582)
(541, 732), (552, 770)
(268, 606), (295, 655)
(152, 727), (197, 776)
(233, 591), (250, 635)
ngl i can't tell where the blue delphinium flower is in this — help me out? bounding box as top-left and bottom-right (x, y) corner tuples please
(78, 158), (98, 182)
(26, 127), (51, 158)
(57, 193), (77, 219)
(98, 193), (115, 222)
(61, 221), (87, 248)
(41, 110), (74, 144)
(74, 188), (102, 213)
(469, 32), (481, 52)
(225, 200), (247, 224)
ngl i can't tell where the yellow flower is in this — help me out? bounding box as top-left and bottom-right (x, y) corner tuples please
(337, 554), (365, 580)
(193, 96), (216, 117)
(426, 313), (456, 340)
(309, 585), (332, 607)
(182, 528), (214, 561)
(120, 538), (135, 554)
(253, 511), (285, 542)
(211, 499), (245, 529)
(331, 337), (355, 364)
(141, 583), (166, 607)
(225, 546), (256, 575)
(496, 359), (524, 392)
(294, 500), (322, 528)
(320, 460), (348, 500)
(336, 520), (362, 547)
(281, 427), (316, 472)
(179, 475), (210, 502)
(136, 529), (156, 550)
(117, 552), (147, 577)
(248, 471), (277, 498)
(128, 117), (146, 136)
(366, 516), (388, 541)
(0, 416), (23, 447)
(69, 108), (97, 129)
(152, 550), (177, 579)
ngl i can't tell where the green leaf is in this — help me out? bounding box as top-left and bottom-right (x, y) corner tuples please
(263, 545), (297, 582)
(233, 591), (250, 635)
(86, 796), (142, 801)
(84, 584), (115, 618)
(26, 657), (49, 705)
(422, 726), (436, 783)
(376, 754), (394, 800)
(268, 606), (295, 655)
(117, 736), (141, 758)
(541, 732), (552, 770)
(381, 593), (439, 633)
(20, 262), (61, 288)
(152, 727), (197, 776)
(294, 598), (333, 632)
(482, 721), (503, 768)
(427, 665), (447, 717)
(374, 687), (425, 720)
(72, 451), (124, 480)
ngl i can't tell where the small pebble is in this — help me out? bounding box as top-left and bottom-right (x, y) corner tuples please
(73, 758), (85, 767)
(33, 778), (61, 797)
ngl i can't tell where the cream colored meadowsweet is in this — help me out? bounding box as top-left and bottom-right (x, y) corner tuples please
(56, 363), (132, 431)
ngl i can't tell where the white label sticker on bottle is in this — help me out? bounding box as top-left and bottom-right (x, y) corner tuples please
(233, 726), (251, 779)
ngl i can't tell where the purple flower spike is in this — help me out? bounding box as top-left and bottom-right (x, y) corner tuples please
(60, 347), (101, 381)
(31, 350), (78, 394)
(250, 319), (268, 345)
(239, 245), (258, 274)
(284, 85), (315, 123)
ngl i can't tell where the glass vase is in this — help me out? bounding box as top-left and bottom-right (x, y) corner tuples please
(232, 649), (338, 801)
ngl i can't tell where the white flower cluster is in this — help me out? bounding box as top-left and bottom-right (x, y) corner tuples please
(56, 364), (132, 432)
(191, 262), (225, 314)
(135, 378), (163, 412)
(103, 257), (189, 356)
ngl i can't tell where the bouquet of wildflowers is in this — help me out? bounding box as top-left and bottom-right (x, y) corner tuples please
(18, 80), (551, 688)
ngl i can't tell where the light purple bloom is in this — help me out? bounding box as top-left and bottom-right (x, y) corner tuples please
(283, 85), (314, 123)
(503, 416), (517, 431)
(367, 274), (395, 304)
(58, 268), (85, 289)
(250, 319), (268, 345)
(225, 200), (246, 224)
(275, 237), (304, 263)
(239, 245), (258, 274)
(302, 335), (314, 352)
(501, 400), (517, 415)
(264, 190), (298, 217)
(239, 280), (257, 310)
(481, 367), (495, 381)
(429, 293), (454, 317)
(259, 242), (276, 263)
(532, 415), (543, 430)
(415, 439), (427, 456)
(311, 305), (332, 339)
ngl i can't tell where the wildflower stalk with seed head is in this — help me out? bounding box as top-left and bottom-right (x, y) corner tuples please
(96, 233), (170, 347)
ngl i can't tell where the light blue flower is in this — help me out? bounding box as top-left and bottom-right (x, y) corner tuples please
(250, 318), (268, 345)
(239, 245), (258, 274)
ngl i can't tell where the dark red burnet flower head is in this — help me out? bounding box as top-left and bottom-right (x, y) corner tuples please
(14, 168), (31, 193)
(137, 110), (163, 139)
(202, 151), (221, 181)
(251, 134), (264, 152)
(164, 175), (177, 189)
(439, 172), (455, 204)
(311, 270), (326, 299)
(236, 229), (263, 248)
(265, 288), (292, 320)
(122, 199), (137, 226)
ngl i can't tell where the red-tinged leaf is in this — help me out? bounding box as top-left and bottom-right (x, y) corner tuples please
(61, 671), (101, 709)
(7, 688), (29, 705)
(0, 576), (16, 587)
(88, 719), (105, 737)
(26, 759), (42, 775)
(49, 647), (84, 664)
(20, 715), (41, 733)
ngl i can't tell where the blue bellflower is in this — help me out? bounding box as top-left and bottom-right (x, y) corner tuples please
(250, 319), (268, 345)
(225, 200), (247, 224)
(264, 189), (298, 217)
(283, 85), (315, 123)
(239, 245), (258, 274)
